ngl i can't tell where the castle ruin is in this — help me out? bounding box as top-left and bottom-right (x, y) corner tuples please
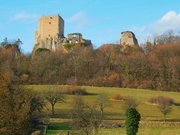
(33, 15), (139, 52)
(33, 15), (91, 52)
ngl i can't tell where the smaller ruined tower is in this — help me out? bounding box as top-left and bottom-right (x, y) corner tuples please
(120, 31), (138, 47)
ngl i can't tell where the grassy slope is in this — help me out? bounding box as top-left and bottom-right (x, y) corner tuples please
(98, 127), (180, 135)
(46, 125), (180, 135)
(24, 85), (180, 134)
(26, 85), (180, 121)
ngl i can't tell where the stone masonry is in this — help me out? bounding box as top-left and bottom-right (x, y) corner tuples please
(34, 15), (65, 51)
(120, 31), (139, 47)
(66, 33), (91, 45)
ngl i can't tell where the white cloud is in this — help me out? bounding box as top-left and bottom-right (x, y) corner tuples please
(66, 11), (92, 29)
(11, 12), (39, 21)
(130, 11), (180, 43)
(142, 11), (180, 33)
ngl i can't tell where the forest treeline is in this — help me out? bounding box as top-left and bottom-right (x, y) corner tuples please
(0, 33), (180, 91)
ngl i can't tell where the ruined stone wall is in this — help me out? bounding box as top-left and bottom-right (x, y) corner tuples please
(67, 33), (82, 44)
(66, 33), (92, 46)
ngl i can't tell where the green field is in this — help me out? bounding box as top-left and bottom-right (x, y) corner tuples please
(46, 126), (180, 135)
(25, 85), (180, 134)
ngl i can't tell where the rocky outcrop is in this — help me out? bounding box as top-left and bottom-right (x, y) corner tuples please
(120, 31), (138, 47)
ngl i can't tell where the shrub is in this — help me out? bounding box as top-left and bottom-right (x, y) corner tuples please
(125, 108), (141, 135)
(111, 94), (124, 101)
(63, 44), (73, 50)
(148, 96), (174, 105)
(62, 86), (88, 95)
(123, 96), (138, 109)
(86, 72), (122, 87)
(35, 48), (50, 55)
(148, 96), (174, 121)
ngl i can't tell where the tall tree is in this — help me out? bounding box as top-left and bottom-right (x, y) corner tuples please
(0, 72), (45, 135)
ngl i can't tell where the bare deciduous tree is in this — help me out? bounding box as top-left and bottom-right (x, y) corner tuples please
(71, 96), (101, 135)
(123, 96), (138, 110)
(157, 97), (174, 122)
(96, 94), (109, 118)
(44, 88), (65, 115)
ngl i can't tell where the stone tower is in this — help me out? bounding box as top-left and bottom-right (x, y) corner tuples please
(33, 15), (65, 52)
(120, 31), (138, 47)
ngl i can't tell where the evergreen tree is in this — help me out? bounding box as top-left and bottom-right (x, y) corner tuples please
(125, 108), (141, 135)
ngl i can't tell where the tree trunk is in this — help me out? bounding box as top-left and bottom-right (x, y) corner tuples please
(100, 109), (104, 119)
(52, 104), (55, 115)
(164, 114), (166, 122)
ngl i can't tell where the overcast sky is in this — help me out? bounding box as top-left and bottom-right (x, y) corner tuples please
(1, 0), (180, 53)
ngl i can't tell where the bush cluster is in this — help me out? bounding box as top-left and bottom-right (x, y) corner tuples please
(62, 86), (88, 95)
(148, 96), (174, 105)
(111, 94), (124, 101)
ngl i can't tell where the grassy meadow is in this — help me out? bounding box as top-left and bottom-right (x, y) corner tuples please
(24, 85), (180, 134)
(46, 126), (180, 135)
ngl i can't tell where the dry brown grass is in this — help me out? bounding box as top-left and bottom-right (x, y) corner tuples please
(111, 94), (124, 101)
